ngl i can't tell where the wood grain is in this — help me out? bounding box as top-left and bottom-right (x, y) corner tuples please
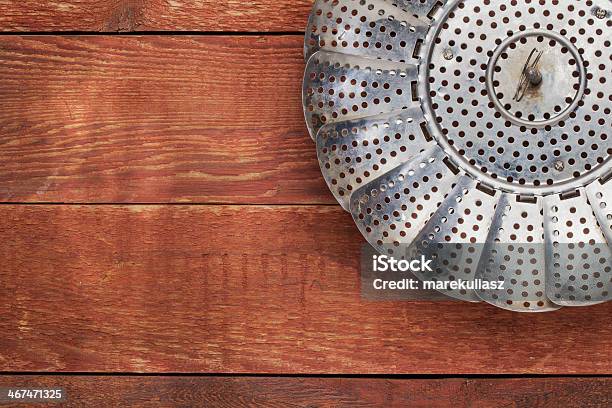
(0, 1), (313, 32)
(0, 36), (332, 204)
(1, 376), (610, 407)
(0, 205), (610, 374)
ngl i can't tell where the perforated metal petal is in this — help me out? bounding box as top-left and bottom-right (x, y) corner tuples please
(304, 0), (437, 63)
(303, 51), (418, 139)
(409, 176), (498, 301)
(476, 194), (561, 312)
(350, 146), (461, 253)
(543, 191), (612, 306)
(586, 178), (612, 245)
(316, 107), (434, 210)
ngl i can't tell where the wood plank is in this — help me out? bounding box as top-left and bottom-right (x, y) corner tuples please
(0, 35), (332, 204)
(0, 1), (313, 32)
(1, 376), (610, 407)
(0, 205), (610, 374)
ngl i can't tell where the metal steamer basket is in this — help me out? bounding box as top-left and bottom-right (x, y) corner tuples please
(302, 0), (611, 312)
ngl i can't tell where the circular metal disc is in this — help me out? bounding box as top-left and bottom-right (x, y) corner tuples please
(421, 0), (611, 193)
(303, 0), (612, 311)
